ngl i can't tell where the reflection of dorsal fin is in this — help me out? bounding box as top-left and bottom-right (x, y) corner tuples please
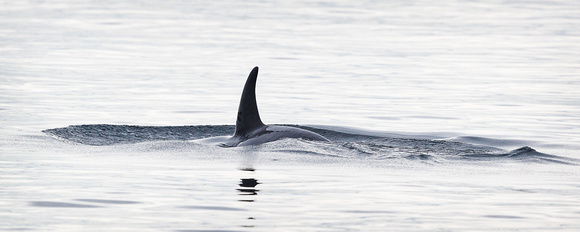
(234, 67), (265, 137)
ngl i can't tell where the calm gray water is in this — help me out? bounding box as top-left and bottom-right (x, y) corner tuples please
(1, 0), (580, 231)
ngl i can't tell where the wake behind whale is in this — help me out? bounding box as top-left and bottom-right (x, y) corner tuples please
(42, 124), (577, 165)
(41, 67), (577, 165)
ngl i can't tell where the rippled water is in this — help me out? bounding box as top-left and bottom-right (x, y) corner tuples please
(2, 0), (580, 231)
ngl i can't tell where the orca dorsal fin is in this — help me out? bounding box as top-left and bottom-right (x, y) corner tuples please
(234, 66), (265, 137)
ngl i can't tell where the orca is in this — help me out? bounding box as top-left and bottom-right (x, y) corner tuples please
(194, 67), (329, 147)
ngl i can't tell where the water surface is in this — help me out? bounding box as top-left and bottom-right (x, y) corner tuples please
(1, 0), (580, 231)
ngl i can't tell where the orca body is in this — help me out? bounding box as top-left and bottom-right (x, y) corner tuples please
(195, 67), (329, 147)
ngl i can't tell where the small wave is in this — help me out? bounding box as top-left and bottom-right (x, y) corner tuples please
(404, 154), (435, 161)
(29, 201), (101, 208)
(75, 199), (141, 204)
(179, 205), (247, 211)
(448, 136), (531, 148)
(460, 146), (578, 165)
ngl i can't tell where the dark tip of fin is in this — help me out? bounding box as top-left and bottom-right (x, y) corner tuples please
(234, 67), (264, 136)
